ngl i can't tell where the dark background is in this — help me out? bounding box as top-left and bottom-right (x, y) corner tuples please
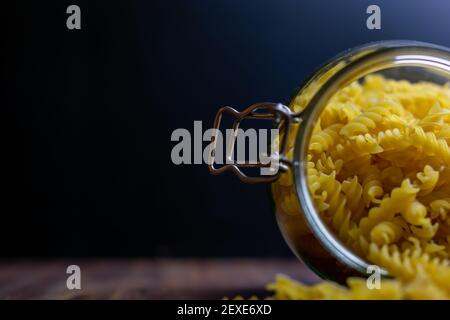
(1, 0), (450, 257)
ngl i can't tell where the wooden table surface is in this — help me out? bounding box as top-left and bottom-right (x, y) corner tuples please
(0, 259), (319, 299)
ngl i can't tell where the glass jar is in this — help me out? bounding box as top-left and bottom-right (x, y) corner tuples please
(208, 40), (450, 283)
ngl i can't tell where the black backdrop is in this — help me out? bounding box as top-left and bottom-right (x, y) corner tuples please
(2, 0), (450, 257)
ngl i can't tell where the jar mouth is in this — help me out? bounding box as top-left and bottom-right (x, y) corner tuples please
(292, 40), (450, 277)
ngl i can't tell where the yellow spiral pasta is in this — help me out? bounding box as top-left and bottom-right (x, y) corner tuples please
(269, 74), (450, 300)
(309, 124), (343, 153)
(340, 106), (390, 137)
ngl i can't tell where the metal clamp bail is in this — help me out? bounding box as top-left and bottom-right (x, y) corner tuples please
(208, 102), (302, 184)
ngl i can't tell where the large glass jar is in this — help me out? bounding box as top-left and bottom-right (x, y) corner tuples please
(209, 41), (450, 283)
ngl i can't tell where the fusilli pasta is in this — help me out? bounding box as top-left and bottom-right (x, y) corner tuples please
(270, 75), (450, 299)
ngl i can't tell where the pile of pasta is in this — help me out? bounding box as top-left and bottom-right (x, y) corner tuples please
(271, 74), (450, 299)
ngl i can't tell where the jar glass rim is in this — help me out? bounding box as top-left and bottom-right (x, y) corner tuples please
(292, 40), (450, 277)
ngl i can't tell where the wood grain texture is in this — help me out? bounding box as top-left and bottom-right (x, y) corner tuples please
(0, 259), (319, 300)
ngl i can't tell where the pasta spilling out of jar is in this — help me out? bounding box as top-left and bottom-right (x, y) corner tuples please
(270, 74), (450, 299)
